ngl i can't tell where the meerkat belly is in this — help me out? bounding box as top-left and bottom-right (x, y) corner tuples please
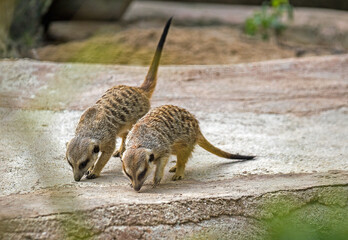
(170, 141), (192, 155)
(169, 129), (198, 154)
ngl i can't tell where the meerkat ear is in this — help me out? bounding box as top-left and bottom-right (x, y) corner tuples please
(149, 154), (155, 162)
(93, 145), (100, 153)
(144, 149), (155, 162)
(90, 139), (100, 153)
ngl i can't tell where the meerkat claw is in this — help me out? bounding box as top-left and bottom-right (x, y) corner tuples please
(172, 174), (183, 181)
(86, 173), (98, 179)
(154, 177), (162, 186)
(113, 151), (121, 158)
(152, 180), (161, 188)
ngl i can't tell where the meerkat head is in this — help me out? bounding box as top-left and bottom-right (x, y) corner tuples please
(66, 137), (100, 181)
(121, 148), (155, 192)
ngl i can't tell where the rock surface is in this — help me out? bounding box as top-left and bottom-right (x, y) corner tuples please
(0, 55), (347, 239)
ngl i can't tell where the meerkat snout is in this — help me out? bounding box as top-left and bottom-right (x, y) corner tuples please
(121, 148), (155, 191)
(66, 137), (100, 181)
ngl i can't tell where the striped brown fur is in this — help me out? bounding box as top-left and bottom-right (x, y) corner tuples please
(66, 18), (172, 181)
(122, 105), (255, 191)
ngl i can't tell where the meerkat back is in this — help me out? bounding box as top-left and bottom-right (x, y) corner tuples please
(66, 18), (173, 181)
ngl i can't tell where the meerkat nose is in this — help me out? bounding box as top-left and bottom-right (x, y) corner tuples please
(74, 175), (82, 181)
(134, 185), (141, 192)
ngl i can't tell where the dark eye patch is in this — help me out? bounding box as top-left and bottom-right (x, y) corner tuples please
(68, 161), (73, 168)
(138, 168), (147, 181)
(79, 159), (89, 170)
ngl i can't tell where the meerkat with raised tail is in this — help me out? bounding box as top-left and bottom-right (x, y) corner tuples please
(66, 18), (172, 181)
(121, 105), (255, 191)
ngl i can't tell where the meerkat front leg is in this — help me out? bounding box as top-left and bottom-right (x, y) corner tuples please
(153, 156), (169, 187)
(172, 148), (192, 181)
(113, 132), (128, 158)
(86, 151), (114, 179)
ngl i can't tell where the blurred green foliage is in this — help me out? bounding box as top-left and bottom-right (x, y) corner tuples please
(264, 200), (348, 240)
(244, 0), (293, 40)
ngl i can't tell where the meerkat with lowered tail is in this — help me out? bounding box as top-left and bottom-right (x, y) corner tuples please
(66, 18), (172, 181)
(121, 105), (255, 191)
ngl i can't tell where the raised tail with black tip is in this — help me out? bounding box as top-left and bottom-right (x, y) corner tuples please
(140, 17), (173, 98)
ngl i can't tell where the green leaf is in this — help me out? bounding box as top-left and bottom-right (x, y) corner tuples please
(244, 0), (293, 40)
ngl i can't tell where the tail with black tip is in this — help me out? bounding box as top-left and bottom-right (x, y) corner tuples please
(140, 17), (172, 98)
(197, 132), (255, 160)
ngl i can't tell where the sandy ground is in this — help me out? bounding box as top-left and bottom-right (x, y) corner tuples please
(0, 55), (347, 239)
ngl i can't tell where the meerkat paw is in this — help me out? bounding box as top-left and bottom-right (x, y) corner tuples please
(112, 150), (121, 158)
(153, 176), (162, 187)
(172, 173), (184, 181)
(86, 171), (100, 179)
(169, 166), (177, 173)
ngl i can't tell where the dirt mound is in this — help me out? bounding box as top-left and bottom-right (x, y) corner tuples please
(36, 26), (296, 65)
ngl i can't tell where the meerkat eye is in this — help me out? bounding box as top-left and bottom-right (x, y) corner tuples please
(79, 159), (89, 170)
(93, 146), (100, 154)
(138, 168), (147, 181)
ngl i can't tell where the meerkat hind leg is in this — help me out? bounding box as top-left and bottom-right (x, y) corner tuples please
(172, 147), (193, 181)
(169, 142), (188, 173)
